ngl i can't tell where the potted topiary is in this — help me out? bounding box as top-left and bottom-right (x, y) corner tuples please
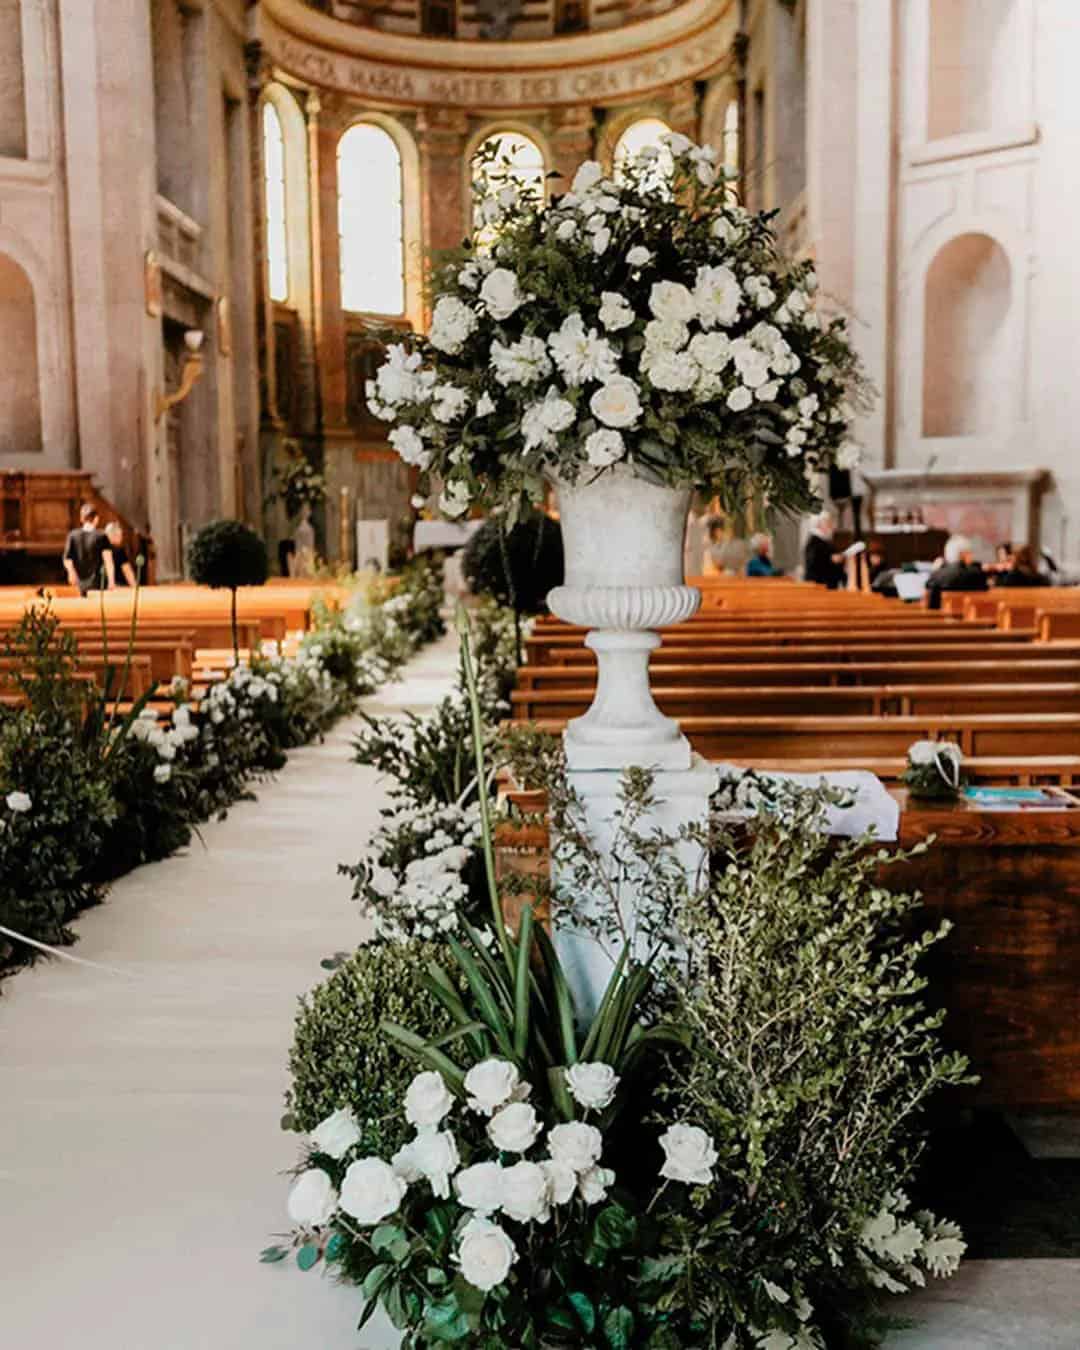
(188, 519), (269, 663)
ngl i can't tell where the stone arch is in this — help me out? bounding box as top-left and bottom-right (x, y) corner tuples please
(922, 232), (1012, 438)
(0, 253), (43, 455)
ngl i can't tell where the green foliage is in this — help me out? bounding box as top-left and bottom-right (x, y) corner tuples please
(285, 940), (459, 1158)
(188, 519), (270, 591)
(640, 790), (974, 1346)
(462, 513), (564, 615)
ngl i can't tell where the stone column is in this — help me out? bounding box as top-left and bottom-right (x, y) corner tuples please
(547, 106), (594, 190)
(417, 107), (469, 271)
(311, 93), (348, 434)
(667, 81), (699, 140)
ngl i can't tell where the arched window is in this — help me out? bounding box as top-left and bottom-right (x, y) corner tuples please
(262, 102), (289, 304)
(923, 233), (1012, 437)
(471, 131), (546, 245)
(613, 117), (673, 186)
(722, 100), (739, 181)
(338, 123), (405, 316)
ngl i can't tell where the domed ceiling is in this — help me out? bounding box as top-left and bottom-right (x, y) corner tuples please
(303, 0), (692, 42)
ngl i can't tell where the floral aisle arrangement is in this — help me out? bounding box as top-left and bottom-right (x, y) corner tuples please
(270, 632), (968, 1348)
(369, 135), (868, 523)
(0, 564), (445, 976)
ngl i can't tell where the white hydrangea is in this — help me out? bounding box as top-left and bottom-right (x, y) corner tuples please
(429, 297), (478, 355)
(389, 425), (431, 468)
(643, 348), (699, 393)
(688, 331), (732, 373)
(644, 317), (690, 354)
(521, 387), (576, 452)
(431, 384), (470, 423)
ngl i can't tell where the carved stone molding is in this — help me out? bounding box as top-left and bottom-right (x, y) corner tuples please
(255, 0), (735, 111)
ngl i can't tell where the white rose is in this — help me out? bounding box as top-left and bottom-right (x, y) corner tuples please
(480, 267), (526, 321)
(555, 219), (577, 242)
(541, 1158), (577, 1205)
(429, 296), (478, 355)
(565, 1063), (620, 1112)
(712, 215), (737, 245)
(339, 1157), (407, 1225)
(694, 264), (742, 328)
(626, 245), (652, 269)
(649, 280), (697, 324)
(457, 1216), (517, 1292)
(404, 1070), (454, 1129)
(688, 332), (732, 373)
(598, 292), (635, 332)
(455, 1160), (504, 1213)
(391, 1141), (423, 1183)
(466, 1059), (525, 1115)
(592, 227), (612, 256)
(5, 791), (31, 813)
(287, 1168), (338, 1229)
(661, 130), (693, 155)
(547, 1121), (603, 1174)
(432, 384), (470, 424)
(577, 1164), (614, 1206)
(153, 764), (171, 784)
(584, 428), (625, 468)
(726, 386), (753, 412)
(488, 1101), (541, 1154)
(408, 1128), (460, 1198)
(755, 380), (780, 402)
(644, 318), (689, 353)
(439, 481), (471, 519)
(590, 377), (642, 429)
(475, 391), (496, 417)
(659, 1123), (718, 1185)
(572, 161), (604, 193)
(389, 425), (430, 468)
(310, 1107), (362, 1160)
(500, 1160), (551, 1224)
(644, 349), (699, 393)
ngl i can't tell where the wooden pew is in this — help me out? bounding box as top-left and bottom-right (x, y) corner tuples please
(535, 640), (1080, 669)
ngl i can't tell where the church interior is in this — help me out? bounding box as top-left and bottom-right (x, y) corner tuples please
(2, 2), (1080, 1347)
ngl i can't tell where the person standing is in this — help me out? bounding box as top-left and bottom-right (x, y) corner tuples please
(62, 504), (114, 595)
(802, 512), (846, 589)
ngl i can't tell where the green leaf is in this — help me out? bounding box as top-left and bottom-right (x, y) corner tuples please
(258, 1245), (287, 1264)
(361, 1263), (394, 1301)
(424, 1292), (474, 1342)
(512, 904), (534, 1061)
(296, 1243), (320, 1272)
(602, 1305), (635, 1349)
(534, 924), (578, 1066)
(568, 1291), (597, 1333)
(371, 1223), (411, 1263)
(325, 1232), (347, 1262)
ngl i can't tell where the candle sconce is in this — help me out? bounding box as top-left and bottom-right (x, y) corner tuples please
(154, 329), (205, 424)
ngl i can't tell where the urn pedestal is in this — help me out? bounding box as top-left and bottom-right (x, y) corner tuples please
(546, 466), (715, 1020)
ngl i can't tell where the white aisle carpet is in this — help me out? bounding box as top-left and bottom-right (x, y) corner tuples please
(1, 628), (1076, 1349)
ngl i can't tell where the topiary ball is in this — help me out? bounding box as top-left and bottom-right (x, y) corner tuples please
(462, 513), (563, 614)
(188, 519), (269, 591)
(285, 940), (460, 1158)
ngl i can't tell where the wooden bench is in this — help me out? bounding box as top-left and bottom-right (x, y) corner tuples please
(535, 640), (1080, 669)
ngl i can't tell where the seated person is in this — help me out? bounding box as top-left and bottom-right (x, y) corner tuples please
(706, 518), (750, 575)
(105, 521), (137, 587)
(866, 539), (888, 587)
(745, 532), (781, 577)
(925, 534), (987, 610)
(802, 511), (846, 589)
(992, 543), (1050, 588)
(63, 503), (114, 595)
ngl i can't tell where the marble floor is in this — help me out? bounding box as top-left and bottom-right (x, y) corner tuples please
(1, 630), (1077, 1349)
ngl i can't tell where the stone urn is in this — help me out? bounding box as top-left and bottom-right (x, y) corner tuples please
(546, 465), (700, 771)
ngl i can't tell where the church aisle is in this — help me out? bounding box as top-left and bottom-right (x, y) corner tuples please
(0, 633), (462, 1350)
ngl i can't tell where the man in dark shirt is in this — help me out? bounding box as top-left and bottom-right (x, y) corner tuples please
(925, 535), (987, 610)
(63, 504), (114, 595)
(803, 512), (846, 589)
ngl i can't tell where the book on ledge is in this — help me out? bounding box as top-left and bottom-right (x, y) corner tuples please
(961, 787), (1080, 810)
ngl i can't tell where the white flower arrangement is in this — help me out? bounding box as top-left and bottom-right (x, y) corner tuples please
(371, 135), (868, 522)
(901, 739), (965, 800)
